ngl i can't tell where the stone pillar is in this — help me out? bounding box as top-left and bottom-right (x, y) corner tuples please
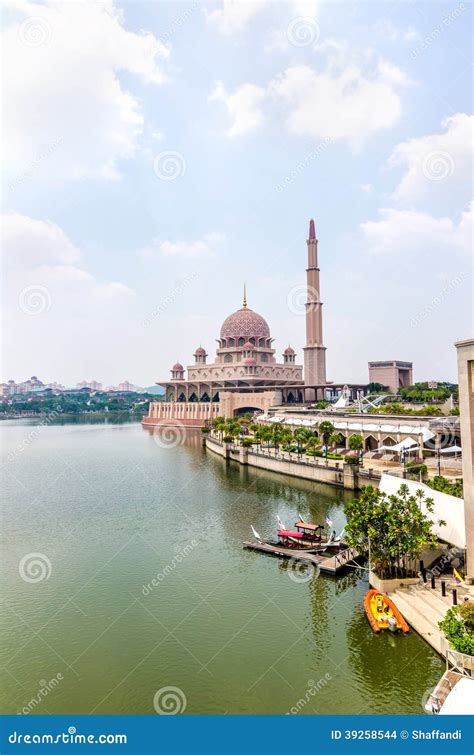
(343, 462), (359, 490)
(455, 339), (474, 582)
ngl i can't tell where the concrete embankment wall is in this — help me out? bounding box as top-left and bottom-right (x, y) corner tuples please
(204, 435), (369, 490)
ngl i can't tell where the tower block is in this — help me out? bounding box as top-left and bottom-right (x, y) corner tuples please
(303, 219), (327, 395)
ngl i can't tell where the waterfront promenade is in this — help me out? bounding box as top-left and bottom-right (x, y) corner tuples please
(204, 434), (375, 490)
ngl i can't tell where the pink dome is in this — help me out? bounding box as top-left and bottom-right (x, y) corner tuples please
(242, 341), (254, 350)
(172, 362), (184, 371)
(220, 307), (270, 341)
(244, 357), (257, 366)
(194, 347), (206, 356)
(284, 346), (295, 355)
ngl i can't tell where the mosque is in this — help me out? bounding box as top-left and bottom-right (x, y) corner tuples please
(144, 219), (366, 427)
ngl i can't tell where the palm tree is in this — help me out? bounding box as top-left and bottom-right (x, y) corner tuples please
(318, 420), (335, 444)
(348, 433), (363, 451)
(212, 416), (226, 440)
(329, 432), (344, 449)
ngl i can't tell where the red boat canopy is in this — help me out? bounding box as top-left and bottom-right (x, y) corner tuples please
(278, 530), (304, 539)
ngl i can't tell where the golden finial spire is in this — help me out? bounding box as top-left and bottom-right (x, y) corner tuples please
(243, 283), (247, 308)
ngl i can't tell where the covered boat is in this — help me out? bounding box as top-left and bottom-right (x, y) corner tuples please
(364, 589), (410, 633)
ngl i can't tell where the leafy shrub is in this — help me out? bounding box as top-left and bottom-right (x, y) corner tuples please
(426, 475), (463, 499)
(406, 462), (428, 477)
(439, 604), (474, 655)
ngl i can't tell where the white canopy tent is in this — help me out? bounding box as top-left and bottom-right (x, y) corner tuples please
(440, 444), (462, 454)
(378, 437), (419, 453)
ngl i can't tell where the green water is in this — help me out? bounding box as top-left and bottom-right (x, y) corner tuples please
(1, 420), (443, 715)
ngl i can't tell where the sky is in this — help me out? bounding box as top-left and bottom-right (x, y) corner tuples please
(2, 0), (472, 388)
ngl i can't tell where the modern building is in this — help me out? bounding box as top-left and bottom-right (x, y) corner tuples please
(455, 338), (474, 583)
(368, 360), (413, 393)
(117, 381), (140, 392)
(77, 380), (103, 391)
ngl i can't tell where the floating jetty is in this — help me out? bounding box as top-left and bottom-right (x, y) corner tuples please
(243, 540), (361, 575)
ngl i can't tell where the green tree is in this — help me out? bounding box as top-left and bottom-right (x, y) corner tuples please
(366, 382), (386, 394)
(344, 484), (444, 579)
(318, 420), (334, 444)
(348, 434), (363, 451)
(426, 475), (463, 499)
(329, 432), (344, 448)
(212, 416), (227, 439)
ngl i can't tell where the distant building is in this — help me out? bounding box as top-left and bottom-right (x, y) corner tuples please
(368, 361), (413, 394)
(0, 376), (48, 396)
(118, 381), (139, 392)
(77, 380), (102, 391)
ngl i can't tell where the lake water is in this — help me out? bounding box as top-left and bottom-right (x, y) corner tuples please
(0, 420), (443, 715)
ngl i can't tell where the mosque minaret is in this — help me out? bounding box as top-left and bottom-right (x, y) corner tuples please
(303, 218), (327, 392)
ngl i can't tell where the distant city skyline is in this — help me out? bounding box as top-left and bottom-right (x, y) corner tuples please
(0, 375), (148, 397)
(2, 1), (472, 385)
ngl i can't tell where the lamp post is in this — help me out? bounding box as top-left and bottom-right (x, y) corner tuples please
(400, 448), (406, 477)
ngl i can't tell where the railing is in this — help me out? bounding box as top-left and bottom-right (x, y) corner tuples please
(335, 546), (359, 567)
(446, 648), (474, 676)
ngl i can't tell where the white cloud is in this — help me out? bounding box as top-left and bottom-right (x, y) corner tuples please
(206, 0), (267, 35)
(209, 81), (266, 137)
(373, 20), (420, 43)
(2, 0), (169, 183)
(388, 113), (474, 204)
(360, 204), (472, 256)
(141, 232), (225, 259)
(2, 212), (135, 299)
(207, 0), (318, 36)
(360, 184), (372, 194)
(2, 212), (136, 383)
(211, 43), (411, 145)
(269, 55), (411, 148)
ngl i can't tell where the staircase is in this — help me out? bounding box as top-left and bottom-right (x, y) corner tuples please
(389, 582), (467, 656)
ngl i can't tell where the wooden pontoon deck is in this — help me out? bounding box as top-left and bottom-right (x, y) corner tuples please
(243, 540), (360, 575)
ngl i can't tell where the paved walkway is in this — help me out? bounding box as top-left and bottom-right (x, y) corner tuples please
(389, 580), (473, 656)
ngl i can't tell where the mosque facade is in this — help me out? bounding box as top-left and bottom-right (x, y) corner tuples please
(144, 219), (331, 427)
